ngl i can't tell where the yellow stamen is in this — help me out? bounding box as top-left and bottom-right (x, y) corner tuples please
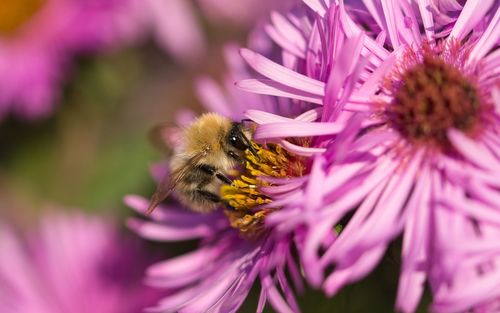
(221, 142), (305, 238)
(0, 0), (45, 37)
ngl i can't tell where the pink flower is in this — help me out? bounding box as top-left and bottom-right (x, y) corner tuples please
(0, 211), (159, 313)
(143, 0), (206, 64)
(127, 195), (303, 313)
(237, 1), (500, 312)
(0, 0), (206, 121)
(0, 0), (135, 119)
(126, 40), (312, 312)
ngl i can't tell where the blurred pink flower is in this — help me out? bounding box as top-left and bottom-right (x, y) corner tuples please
(236, 0), (500, 312)
(0, 211), (159, 313)
(144, 0), (206, 64)
(0, 0), (138, 120)
(0, 0), (206, 121)
(197, 0), (292, 26)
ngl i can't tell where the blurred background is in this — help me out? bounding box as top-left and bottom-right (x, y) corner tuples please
(0, 1), (429, 312)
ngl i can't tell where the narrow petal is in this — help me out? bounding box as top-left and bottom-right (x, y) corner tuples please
(195, 77), (232, 117)
(237, 79), (323, 104)
(448, 129), (500, 172)
(323, 245), (386, 296)
(146, 0), (205, 63)
(240, 49), (325, 96)
(449, 0), (495, 40)
(261, 275), (296, 313)
(396, 168), (431, 313)
(127, 218), (216, 241)
(303, 0), (328, 17)
(468, 6), (500, 63)
(254, 121), (346, 139)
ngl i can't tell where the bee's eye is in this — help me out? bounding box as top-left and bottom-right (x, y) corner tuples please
(229, 135), (247, 150)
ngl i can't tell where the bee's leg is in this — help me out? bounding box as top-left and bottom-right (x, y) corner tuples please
(198, 164), (232, 184)
(199, 164), (217, 175)
(215, 172), (232, 184)
(227, 151), (244, 164)
(195, 189), (221, 203)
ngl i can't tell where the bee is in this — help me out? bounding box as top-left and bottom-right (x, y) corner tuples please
(146, 113), (256, 214)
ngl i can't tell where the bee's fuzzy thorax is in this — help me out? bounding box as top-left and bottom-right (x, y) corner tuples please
(182, 113), (236, 170)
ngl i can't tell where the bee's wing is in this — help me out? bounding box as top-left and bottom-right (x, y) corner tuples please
(149, 123), (183, 158)
(145, 152), (205, 215)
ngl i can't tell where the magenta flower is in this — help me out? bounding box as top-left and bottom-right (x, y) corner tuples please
(0, 211), (159, 313)
(0, 0), (205, 121)
(237, 1), (500, 312)
(127, 195), (303, 313)
(126, 40), (314, 312)
(142, 0), (206, 64)
(0, 0), (139, 120)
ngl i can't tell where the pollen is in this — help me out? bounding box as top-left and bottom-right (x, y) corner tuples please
(383, 41), (486, 151)
(221, 142), (305, 238)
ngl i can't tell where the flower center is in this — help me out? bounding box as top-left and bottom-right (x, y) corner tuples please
(221, 142), (305, 238)
(385, 48), (482, 149)
(0, 0), (45, 36)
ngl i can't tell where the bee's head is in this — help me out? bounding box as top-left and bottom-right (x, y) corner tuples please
(226, 122), (258, 162)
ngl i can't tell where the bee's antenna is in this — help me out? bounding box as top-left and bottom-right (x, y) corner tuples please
(237, 119), (259, 157)
(241, 133), (259, 159)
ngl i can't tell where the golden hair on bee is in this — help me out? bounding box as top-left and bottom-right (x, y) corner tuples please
(146, 113), (256, 215)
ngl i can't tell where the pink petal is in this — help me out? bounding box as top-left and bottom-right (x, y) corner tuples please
(448, 129), (500, 172)
(261, 275), (296, 313)
(245, 109), (293, 123)
(147, 246), (217, 277)
(302, 0), (328, 17)
(195, 77), (232, 117)
(323, 245), (386, 296)
(416, 0), (435, 40)
(127, 218), (215, 241)
(124, 195), (224, 226)
(254, 121), (346, 139)
(381, 0), (402, 48)
(276, 269), (301, 313)
(279, 139), (326, 156)
(439, 197), (500, 226)
(302, 218), (336, 287)
(146, 0), (205, 63)
(257, 288), (267, 313)
(266, 24), (306, 58)
(396, 168), (431, 313)
(240, 49), (325, 96)
(449, 0), (495, 40)
(237, 79), (323, 104)
(468, 6), (500, 64)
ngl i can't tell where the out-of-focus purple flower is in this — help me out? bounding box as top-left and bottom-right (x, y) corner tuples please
(197, 0), (292, 27)
(237, 0), (500, 312)
(0, 0), (139, 120)
(143, 0), (206, 64)
(0, 0), (206, 121)
(0, 211), (159, 313)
